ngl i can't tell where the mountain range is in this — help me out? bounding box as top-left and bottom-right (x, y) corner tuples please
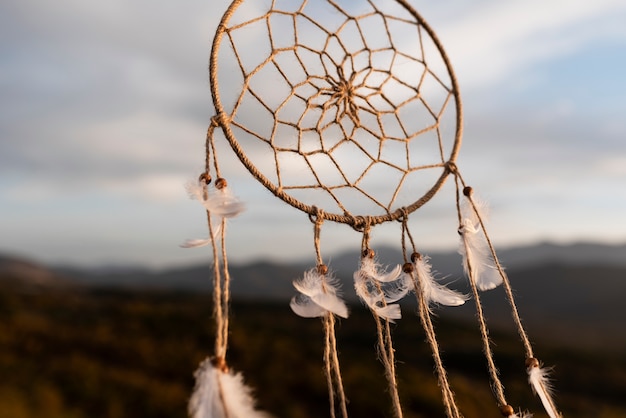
(2, 241), (625, 349)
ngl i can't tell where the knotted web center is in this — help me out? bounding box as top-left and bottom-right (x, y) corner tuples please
(322, 67), (361, 125)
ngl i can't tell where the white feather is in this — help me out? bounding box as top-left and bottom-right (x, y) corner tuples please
(186, 179), (245, 219)
(291, 268), (349, 318)
(188, 359), (270, 418)
(353, 271), (383, 307)
(312, 292), (349, 319)
(414, 256), (467, 307)
(353, 257), (404, 321)
(382, 275), (412, 303)
(458, 198), (502, 291)
(219, 370), (272, 418)
(528, 365), (560, 418)
(202, 186), (245, 219)
(180, 238), (212, 248)
(359, 257), (402, 282)
(289, 295), (326, 318)
(186, 179), (207, 202)
(374, 304), (402, 322)
(510, 411), (534, 418)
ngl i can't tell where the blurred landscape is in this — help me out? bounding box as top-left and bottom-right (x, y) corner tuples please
(1, 241), (625, 417)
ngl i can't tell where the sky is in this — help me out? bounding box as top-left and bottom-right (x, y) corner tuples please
(1, 0), (625, 268)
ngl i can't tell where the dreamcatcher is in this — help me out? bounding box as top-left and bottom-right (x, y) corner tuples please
(185, 1), (561, 417)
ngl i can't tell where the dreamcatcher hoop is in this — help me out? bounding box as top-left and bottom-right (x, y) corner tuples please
(209, 0), (463, 226)
(188, 2), (562, 418)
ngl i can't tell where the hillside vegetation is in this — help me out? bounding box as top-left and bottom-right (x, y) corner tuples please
(1, 278), (625, 418)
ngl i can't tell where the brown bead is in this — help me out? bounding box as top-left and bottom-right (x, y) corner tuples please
(198, 172), (212, 184)
(410, 252), (422, 263)
(463, 186), (473, 197)
(362, 248), (375, 259)
(499, 405), (514, 416)
(317, 264), (329, 275)
(402, 262), (414, 273)
(215, 177), (228, 190)
(526, 357), (540, 369)
(211, 356), (229, 373)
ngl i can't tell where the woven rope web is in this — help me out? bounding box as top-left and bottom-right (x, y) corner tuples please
(195, 1), (563, 417)
(211, 0), (462, 225)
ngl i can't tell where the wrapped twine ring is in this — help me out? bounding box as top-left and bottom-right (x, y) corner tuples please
(210, 0), (463, 227)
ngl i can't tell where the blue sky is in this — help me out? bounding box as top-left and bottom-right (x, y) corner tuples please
(1, 0), (625, 268)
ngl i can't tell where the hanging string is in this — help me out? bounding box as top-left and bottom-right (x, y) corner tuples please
(360, 221), (404, 418)
(312, 208), (349, 418)
(452, 170), (561, 417)
(219, 216), (231, 358)
(452, 173), (512, 414)
(203, 122), (229, 366)
(207, 116), (222, 179)
(400, 213), (462, 418)
(452, 170), (533, 358)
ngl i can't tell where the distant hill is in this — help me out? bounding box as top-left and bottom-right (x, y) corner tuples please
(0, 254), (71, 288)
(2, 241), (625, 349)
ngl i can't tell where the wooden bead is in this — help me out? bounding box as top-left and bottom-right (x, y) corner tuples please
(463, 186), (473, 197)
(215, 177), (228, 189)
(526, 357), (540, 369)
(211, 356), (229, 373)
(499, 405), (514, 416)
(362, 248), (375, 259)
(410, 252), (422, 263)
(198, 172), (212, 184)
(402, 262), (414, 273)
(317, 264), (329, 275)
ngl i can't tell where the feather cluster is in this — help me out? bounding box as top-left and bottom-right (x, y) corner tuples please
(290, 268), (349, 319)
(181, 178), (245, 248)
(408, 254), (468, 309)
(458, 195), (503, 291)
(189, 359), (270, 418)
(527, 360), (560, 418)
(353, 254), (404, 321)
(510, 411), (534, 418)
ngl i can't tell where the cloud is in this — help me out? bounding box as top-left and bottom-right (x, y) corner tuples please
(1, 0), (625, 266)
(434, 0), (626, 89)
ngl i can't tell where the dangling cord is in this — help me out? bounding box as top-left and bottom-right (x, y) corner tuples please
(312, 209), (348, 418)
(360, 220), (404, 418)
(207, 116), (223, 178)
(452, 172), (514, 416)
(453, 170), (560, 417)
(400, 213), (462, 418)
(204, 117), (229, 365)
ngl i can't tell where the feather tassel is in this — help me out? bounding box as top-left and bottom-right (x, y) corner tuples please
(458, 191), (502, 291)
(527, 359), (560, 418)
(180, 238), (212, 248)
(189, 359), (270, 418)
(182, 178), (241, 249)
(509, 411), (534, 418)
(186, 178), (245, 219)
(290, 267), (349, 319)
(354, 251), (404, 321)
(500, 405), (533, 418)
(412, 253), (468, 308)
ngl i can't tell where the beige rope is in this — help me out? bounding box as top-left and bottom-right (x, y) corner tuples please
(313, 211), (349, 418)
(206, 210), (226, 360)
(453, 171), (534, 359)
(453, 174), (509, 411)
(400, 216), (462, 418)
(210, 0), (463, 225)
(360, 224), (404, 418)
(219, 217), (231, 357)
(453, 172), (561, 416)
